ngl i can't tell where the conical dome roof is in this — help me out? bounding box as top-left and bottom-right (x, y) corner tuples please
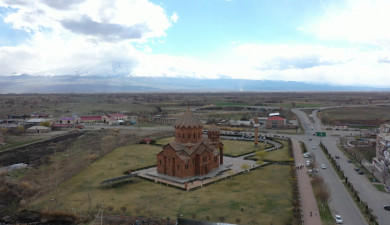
(208, 124), (220, 132)
(174, 108), (203, 128)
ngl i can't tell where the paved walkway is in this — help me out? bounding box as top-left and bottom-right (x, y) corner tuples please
(292, 139), (322, 225)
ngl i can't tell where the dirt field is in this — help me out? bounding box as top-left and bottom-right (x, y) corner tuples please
(319, 105), (390, 126)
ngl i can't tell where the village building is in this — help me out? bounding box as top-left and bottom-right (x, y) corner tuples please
(266, 116), (286, 129)
(151, 115), (177, 125)
(265, 116), (298, 129)
(103, 113), (128, 125)
(25, 118), (53, 128)
(80, 116), (103, 124)
(228, 120), (253, 127)
(26, 126), (51, 133)
(334, 124), (349, 130)
(59, 116), (79, 125)
(157, 109), (223, 178)
(373, 124), (390, 173)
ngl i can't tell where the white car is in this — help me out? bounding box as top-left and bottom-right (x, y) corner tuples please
(321, 164), (326, 169)
(334, 215), (343, 224)
(312, 146), (316, 150)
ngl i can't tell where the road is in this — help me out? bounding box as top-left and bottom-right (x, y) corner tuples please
(292, 109), (368, 225)
(303, 108), (390, 225)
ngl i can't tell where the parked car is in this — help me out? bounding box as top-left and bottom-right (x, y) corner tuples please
(354, 167), (360, 171)
(335, 155), (340, 159)
(384, 205), (390, 211)
(347, 159), (352, 163)
(309, 138), (312, 141)
(334, 215), (343, 224)
(321, 164), (326, 169)
(312, 146), (316, 150)
(357, 169), (364, 175)
(303, 153), (311, 158)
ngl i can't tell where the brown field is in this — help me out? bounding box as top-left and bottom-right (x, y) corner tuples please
(319, 105), (390, 126)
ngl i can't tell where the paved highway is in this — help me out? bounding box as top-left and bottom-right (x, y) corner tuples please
(292, 109), (368, 225)
(306, 109), (390, 225)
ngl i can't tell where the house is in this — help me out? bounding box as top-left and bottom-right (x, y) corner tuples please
(334, 124), (349, 130)
(26, 126), (51, 133)
(59, 116), (79, 125)
(229, 120), (253, 127)
(157, 109), (223, 178)
(52, 123), (73, 130)
(25, 118), (52, 127)
(80, 116), (103, 123)
(265, 116), (286, 129)
(373, 124), (390, 173)
(103, 113), (128, 125)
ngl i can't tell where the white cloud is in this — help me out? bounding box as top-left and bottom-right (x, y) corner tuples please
(131, 42), (390, 87)
(1, 0), (172, 41)
(1, 0), (390, 88)
(309, 0), (390, 45)
(170, 12), (179, 23)
(0, 0), (174, 76)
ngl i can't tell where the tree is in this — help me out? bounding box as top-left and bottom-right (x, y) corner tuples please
(120, 206), (127, 216)
(40, 121), (51, 128)
(107, 206), (114, 214)
(255, 150), (267, 164)
(241, 163), (250, 171)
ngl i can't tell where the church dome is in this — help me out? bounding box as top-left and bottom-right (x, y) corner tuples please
(174, 108), (203, 128)
(208, 124), (220, 132)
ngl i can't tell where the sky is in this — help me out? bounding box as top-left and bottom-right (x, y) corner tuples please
(1, 0), (390, 87)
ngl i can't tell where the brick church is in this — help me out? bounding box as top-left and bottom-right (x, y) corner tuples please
(157, 109), (223, 178)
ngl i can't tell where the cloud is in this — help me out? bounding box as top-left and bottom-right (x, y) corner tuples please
(40, 0), (86, 10)
(309, 0), (390, 45)
(261, 56), (338, 70)
(61, 15), (149, 41)
(170, 12), (178, 23)
(1, 0), (172, 39)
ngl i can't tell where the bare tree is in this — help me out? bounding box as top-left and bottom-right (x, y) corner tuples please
(120, 206), (127, 216)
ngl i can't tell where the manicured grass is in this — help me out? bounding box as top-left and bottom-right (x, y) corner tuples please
(29, 140), (294, 225)
(223, 140), (271, 156)
(30, 165), (293, 225)
(155, 137), (273, 157)
(315, 195), (333, 225)
(373, 184), (386, 192)
(264, 140), (290, 161)
(154, 137), (174, 146)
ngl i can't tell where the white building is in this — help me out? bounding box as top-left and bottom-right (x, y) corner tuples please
(373, 124), (390, 173)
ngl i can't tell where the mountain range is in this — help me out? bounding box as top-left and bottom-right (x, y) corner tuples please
(0, 75), (388, 93)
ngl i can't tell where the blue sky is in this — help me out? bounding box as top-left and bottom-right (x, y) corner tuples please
(0, 0), (390, 87)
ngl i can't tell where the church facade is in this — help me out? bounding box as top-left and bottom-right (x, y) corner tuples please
(157, 109), (223, 178)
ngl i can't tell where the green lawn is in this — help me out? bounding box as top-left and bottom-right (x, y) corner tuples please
(223, 140), (272, 156)
(264, 140), (290, 161)
(154, 136), (174, 146)
(29, 141), (294, 225)
(30, 166), (292, 225)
